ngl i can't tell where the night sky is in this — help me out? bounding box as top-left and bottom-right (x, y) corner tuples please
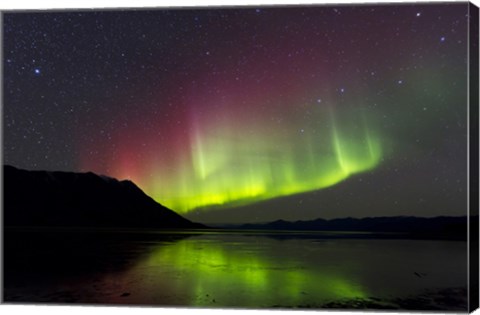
(3, 3), (470, 223)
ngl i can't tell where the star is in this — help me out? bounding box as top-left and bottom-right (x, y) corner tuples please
(440, 36), (446, 42)
(34, 68), (41, 75)
(416, 12), (421, 17)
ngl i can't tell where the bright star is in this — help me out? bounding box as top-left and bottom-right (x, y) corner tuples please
(34, 68), (41, 75)
(416, 12), (421, 17)
(440, 36), (446, 42)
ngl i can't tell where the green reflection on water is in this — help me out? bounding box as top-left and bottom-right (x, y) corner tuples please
(142, 236), (367, 307)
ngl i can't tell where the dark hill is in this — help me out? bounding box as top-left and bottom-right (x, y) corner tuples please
(4, 165), (205, 229)
(230, 216), (469, 240)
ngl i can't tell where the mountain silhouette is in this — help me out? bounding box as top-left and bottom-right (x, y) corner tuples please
(4, 165), (205, 229)
(229, 216), (468, 240)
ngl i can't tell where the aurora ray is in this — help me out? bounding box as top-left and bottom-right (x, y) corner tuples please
(108, 95), (383, 214)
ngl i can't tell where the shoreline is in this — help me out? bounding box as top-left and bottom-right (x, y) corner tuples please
(4, 287), (468, 311)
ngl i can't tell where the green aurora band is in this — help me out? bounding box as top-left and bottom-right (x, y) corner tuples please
(147, 106), (383, 213)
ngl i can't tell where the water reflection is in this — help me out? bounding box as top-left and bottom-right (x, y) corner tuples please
(4, 230), (468, 310)
(100, 234), (466, 308)
(141, 236), (367, 307)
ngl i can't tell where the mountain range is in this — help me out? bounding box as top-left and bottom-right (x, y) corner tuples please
(223, 216), (470, 240)
(4, 165), (204, 229)
(4, 165), (474, 240)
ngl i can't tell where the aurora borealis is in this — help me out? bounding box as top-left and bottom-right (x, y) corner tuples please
(3, 3), (471, 222)
(127, 95), (383, 213)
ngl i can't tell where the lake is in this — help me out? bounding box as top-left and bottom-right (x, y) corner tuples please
(3, 229), (468, 310)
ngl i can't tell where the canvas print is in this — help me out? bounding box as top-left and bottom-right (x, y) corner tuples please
(2, 2), (479, 312)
